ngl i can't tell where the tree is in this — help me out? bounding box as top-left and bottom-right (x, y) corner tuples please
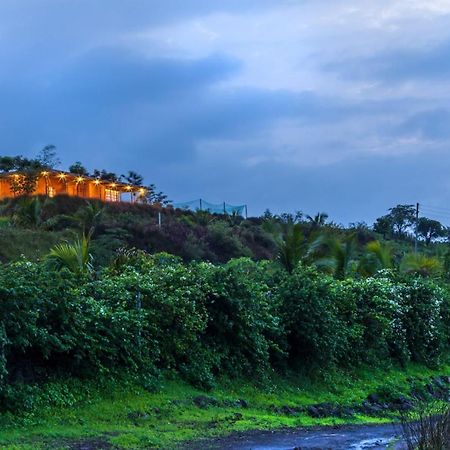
(270, 222), (325, 273)
(69, 161), (89, 176)
(1, 155), (45, 195)
(142, 183), (170, 206)
(36, 145), (60, 169)
(123, 170), (143, 186)
(358, 240), (392, 277)
(306, 212), (328, 229)
(316, 236), (357, 280)
(373, 215), (393, 239)
(46, 234), (93, 275)
(417, 217), (444, 245)
(92, 169), (119, 182)
(387, 204), (416, 237)
(0, 156), (18, 172)
(400, 253), (442, 278)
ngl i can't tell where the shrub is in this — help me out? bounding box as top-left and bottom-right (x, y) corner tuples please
(335, 276), (409, 366)
(279, 265), (344, 368)
(200, 258), (282, 380)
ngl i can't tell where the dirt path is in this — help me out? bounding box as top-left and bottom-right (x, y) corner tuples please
(182, 423), (407, 449)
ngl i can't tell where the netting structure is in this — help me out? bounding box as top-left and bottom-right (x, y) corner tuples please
(173, 199), (247, 217)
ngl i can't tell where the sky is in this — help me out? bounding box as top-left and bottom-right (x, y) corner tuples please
(2, 0), (450, 224)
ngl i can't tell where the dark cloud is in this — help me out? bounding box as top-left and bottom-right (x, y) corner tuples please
(395, 109), (450, 140)
(1, 1), (450, 222)
(325, 40), (450, 83)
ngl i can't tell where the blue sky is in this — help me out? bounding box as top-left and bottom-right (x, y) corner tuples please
(2, 0), (450, 224)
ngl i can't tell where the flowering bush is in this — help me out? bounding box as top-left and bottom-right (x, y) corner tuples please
(0, 255), (449, 412)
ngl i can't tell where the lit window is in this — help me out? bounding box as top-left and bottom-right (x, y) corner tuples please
(105, 189), (120, 202)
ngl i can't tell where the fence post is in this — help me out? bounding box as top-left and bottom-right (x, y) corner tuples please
(199, 198), (203, 211)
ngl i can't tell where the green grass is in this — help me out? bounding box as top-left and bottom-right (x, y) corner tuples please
(0, 363), (448, 449)
(0, 228), (74, 262)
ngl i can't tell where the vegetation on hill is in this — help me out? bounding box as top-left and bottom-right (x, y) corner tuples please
(3, 151), (450, 447)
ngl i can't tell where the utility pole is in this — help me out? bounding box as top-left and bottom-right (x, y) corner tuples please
(414, 202), (419, 253)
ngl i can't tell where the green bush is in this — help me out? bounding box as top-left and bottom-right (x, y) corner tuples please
(0, 254), (449, 413)
(279, 265), (344, 368)
(335, 276), (408, 366)
(397, 277), (445, 365)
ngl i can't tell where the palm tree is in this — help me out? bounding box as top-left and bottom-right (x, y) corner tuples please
(270, 222), (325, 273)
(306, 212), (329, 231)
(12, 196), (43, 227)
(358, 240), (392, 277)
(400, 253), (442, 278)
(276, 223), (305, 273)
(74, 201), (104, 235)
(46, 234), (93, 275)
(316, 236), (357, 279)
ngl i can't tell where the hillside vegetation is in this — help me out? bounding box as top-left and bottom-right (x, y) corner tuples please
(2, 193), (450, 448)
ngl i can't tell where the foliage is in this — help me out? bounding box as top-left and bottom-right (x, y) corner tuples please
(400, 253), (442, 278)
(0, 254), (449, 415)
(46, 235), (93, 275)
(417, 217), (445, 245)
(68, 161), (89, 176)
(358, 240), (392, 277)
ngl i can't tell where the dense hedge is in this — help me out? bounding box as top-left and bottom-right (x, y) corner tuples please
(0, 255), (449, 411)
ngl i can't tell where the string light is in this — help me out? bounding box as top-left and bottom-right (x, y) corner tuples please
(76, 177), (84, 183)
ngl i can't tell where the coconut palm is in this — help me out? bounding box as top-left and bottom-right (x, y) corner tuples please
(46, 234), (93, 275)
(74, 201), (104, 235)
(306, 212), (329, 230)
(271, 222), (326, 273)
(358, 240), (392, 277)
(12, 196), (43, 227)
(400, 253), (442, 278)
(316, 236), (357, 279)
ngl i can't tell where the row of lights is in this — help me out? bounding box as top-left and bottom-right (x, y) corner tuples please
(49, 172), (145, 193)
(11, 171), (146, 194)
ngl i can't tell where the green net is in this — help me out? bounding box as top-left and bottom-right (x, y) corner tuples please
(173, 199), (247, 216)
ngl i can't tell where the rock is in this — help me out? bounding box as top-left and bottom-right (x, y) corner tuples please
(192, 395), (219, 408)
(236, 398), (249, 408)
(306, 402), (354, 418)
(307, 405), (321, 418)
(391, 395), (414, 411)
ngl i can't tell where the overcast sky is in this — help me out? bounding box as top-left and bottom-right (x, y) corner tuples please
(2, 0), (450, 224)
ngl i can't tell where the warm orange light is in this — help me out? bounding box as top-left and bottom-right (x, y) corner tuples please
(76, 177), (84, 183)
(125, 185), (132, 190)
(58, 173), (66, 179)
(41, 171), (49, 176)
(139, 188), (146, 194)
(111, 183), (116, 188)
(94, 179), (100, 185)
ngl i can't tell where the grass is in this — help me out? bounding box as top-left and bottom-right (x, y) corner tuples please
(0, 363), (448, 449)
(0, 228), (74, 262)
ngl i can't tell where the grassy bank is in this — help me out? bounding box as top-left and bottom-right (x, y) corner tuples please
(0, 363), (448, 449)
